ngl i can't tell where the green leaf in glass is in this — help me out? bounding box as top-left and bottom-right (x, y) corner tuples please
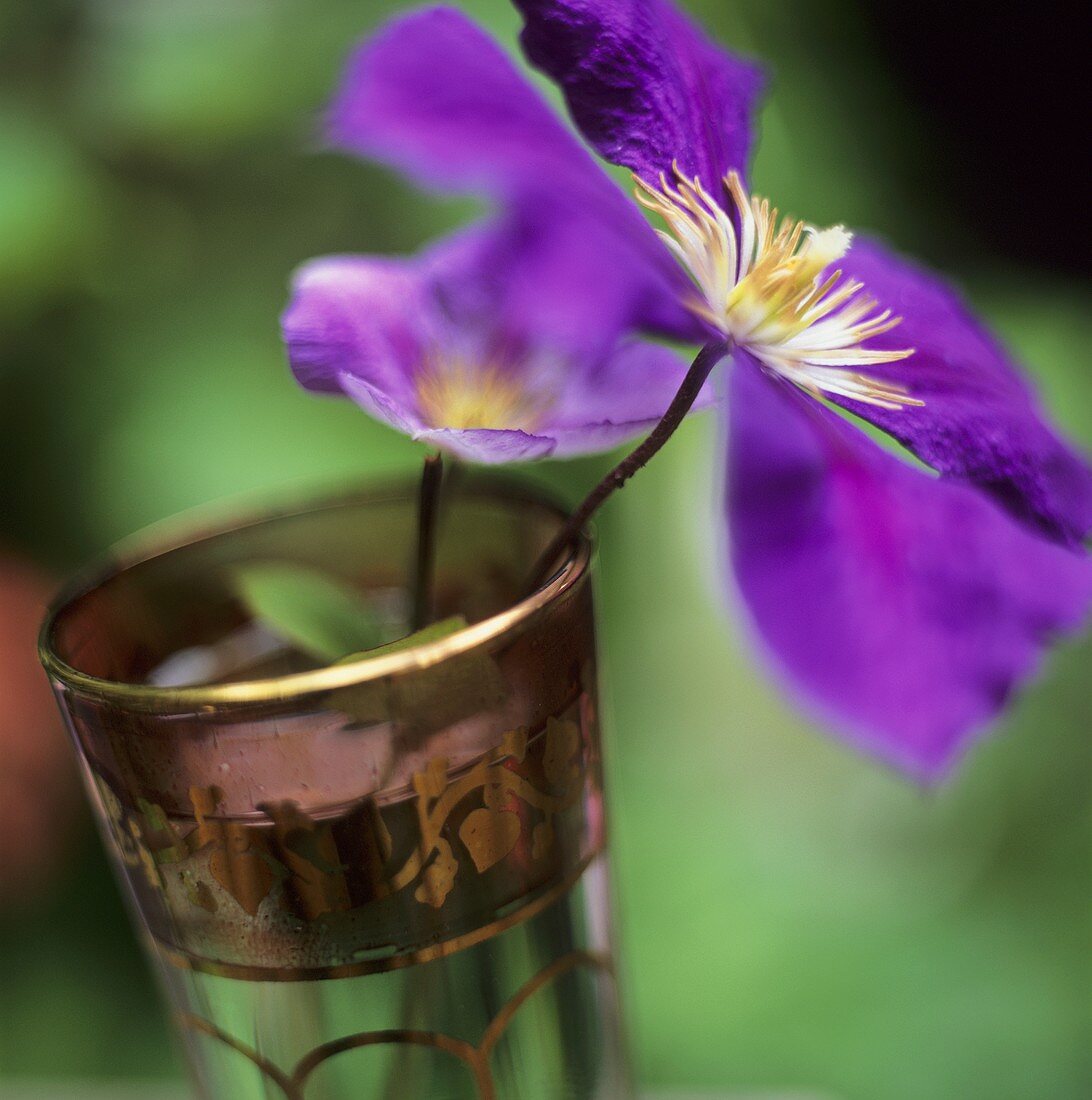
(232, 562), (384, 662)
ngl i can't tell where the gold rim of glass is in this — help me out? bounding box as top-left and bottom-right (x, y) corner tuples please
(38, 477), (591, 714)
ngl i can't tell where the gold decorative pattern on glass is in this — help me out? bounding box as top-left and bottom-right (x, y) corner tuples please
(179, 950), (613, 1100)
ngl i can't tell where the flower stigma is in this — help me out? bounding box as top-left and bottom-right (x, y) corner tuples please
(416, 354), (544, 430)
(635, 165), (920, 409)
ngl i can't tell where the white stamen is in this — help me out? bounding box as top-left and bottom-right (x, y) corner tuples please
(635, 165), (919, 409)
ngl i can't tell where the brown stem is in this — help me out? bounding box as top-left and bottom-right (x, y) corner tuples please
(526, 339), (730, 591)
(411, 452), (444, 630)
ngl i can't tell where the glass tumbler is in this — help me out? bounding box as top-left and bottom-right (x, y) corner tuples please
(38, 479), (630, 1099)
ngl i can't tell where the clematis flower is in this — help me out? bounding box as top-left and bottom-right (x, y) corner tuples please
(282, 3), (1092, 778)
(283, 218), (707, 463)
(282, 10), (710, 464)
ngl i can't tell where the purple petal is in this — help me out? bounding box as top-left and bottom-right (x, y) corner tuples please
(281, 253), (438, 405)
(329, 6), (594, 197)
(280, 221), (576, 427)
(341, 372), (558, 464)
(516, 0), (764, 185)
(415, 428), (556, 463)
(829, 238), (1092, 548)
(281, 228), (503, 439)
(544, 338), (714, 456)
(726, 354), (1092, 779)
(325, 6), (700, 345)
(339, 373), (426, 437)
(493, 203), (705, 361)
(425, 205), (701, 366)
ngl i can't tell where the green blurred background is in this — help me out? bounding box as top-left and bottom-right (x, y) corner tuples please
(1, 1), (1088, 1097)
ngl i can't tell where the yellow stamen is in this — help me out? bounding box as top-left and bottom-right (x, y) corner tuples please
(416, 354), (542, 430)
(636, 164), (919, 410)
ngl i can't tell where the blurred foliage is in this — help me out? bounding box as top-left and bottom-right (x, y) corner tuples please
(1, 1), (1088, 1097)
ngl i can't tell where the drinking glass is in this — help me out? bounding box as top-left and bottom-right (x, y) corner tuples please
(39, 479), (630, 1099)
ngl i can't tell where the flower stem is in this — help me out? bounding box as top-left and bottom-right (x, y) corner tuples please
(411, 452), (444, 630)
(527, 339), (730, 592)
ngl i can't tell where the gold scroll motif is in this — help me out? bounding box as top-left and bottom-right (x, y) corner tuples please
(158, 848), (599, 982)
(100, 703), (591, 966)
(179, 949), (613, 1100)
(400, 717), (583, 908)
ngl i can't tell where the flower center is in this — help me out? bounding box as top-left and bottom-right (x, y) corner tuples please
(635, 165), (920, 410)
(416, 355), (543, 430)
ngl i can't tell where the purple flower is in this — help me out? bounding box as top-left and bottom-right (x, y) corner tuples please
(282, 10), (709, 464)
(283, 3), (1092, 778)
(283, 218), (708, 463)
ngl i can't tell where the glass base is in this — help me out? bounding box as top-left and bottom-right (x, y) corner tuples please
(164, 857), (630, 1100)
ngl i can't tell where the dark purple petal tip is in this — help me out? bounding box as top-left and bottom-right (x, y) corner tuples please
(831, 238), (1092, 549)
(727, 354), (1092, 780)
(516, 0), (765, 186)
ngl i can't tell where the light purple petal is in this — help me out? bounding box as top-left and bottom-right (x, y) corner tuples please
(726, 353), (1092, 779)
(325, 6), (701, 346)
(829, 237), (1092, 548)
(284, 257), (556, 456)
(281, 254), (436, 403)
(280, 226), (501, 436)
(516, 0), (764, 185)
(544, 338), (715, 456)
(339, 373), (426, 437)
(415, 427), (557, 463)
